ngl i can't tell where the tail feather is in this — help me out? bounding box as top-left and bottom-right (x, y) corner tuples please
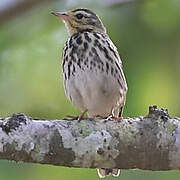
(97, 168), (120, 178)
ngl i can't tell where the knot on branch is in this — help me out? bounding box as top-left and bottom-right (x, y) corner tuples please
(0, 113), (28, 134)
(147, 105), (170, 121)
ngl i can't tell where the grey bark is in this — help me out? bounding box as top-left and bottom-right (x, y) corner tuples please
(0, 105), (180, 170)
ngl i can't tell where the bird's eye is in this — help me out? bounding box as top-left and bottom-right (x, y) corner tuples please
(76, 13), (83, 19)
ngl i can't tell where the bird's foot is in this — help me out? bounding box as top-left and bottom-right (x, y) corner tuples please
(94, 115), (113, 123)
(103, 115), (123, 123)
(103, 115), (114, 123)
(112, 116), (123, 122)
(78, 109), (88, 122)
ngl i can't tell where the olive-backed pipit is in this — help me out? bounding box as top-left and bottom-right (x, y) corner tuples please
(52, 8), (128, 178)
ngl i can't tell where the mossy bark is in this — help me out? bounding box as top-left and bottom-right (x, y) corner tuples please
(0, 105), (179, 170)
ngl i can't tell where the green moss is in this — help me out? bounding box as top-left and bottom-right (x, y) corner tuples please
(165, 122), (178, 134)
(78, 122), (90, 137)
(12, 141), (18, 148)
(34, 144), (40, 153)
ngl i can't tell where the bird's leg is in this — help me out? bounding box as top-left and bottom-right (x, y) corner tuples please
(98, 114), (113, 123)
(78, 109), (88, 122)
(104, 114), (113, 123)
(105, 107), (123, 122)
(118, 106), (123, 117)
(94, 115), (113, 123)
(112, 106), (123, 121)
(67, 109), (88, 121)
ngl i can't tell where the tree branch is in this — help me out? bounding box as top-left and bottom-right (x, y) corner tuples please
(0, 105), (180, 170)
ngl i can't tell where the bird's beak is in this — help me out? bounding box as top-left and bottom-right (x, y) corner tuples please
(51, 11), (69, 21)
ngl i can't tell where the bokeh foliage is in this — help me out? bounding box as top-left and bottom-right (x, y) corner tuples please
(0, 0), (180, 179)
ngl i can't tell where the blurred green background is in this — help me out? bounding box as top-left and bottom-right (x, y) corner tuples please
(0, 0), (180, 179)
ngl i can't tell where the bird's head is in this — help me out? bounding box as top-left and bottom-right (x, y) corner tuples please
(51, 8), (106, 36)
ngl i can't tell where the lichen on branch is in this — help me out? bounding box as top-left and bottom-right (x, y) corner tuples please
(0, 105), (180, 170)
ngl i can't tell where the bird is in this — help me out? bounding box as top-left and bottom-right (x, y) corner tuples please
(52, 8), (128, 178)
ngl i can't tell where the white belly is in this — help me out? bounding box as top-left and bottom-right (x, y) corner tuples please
(64, 68), (125, 118)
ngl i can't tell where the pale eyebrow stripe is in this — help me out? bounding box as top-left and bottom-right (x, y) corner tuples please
(74, 11), (97, 20)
